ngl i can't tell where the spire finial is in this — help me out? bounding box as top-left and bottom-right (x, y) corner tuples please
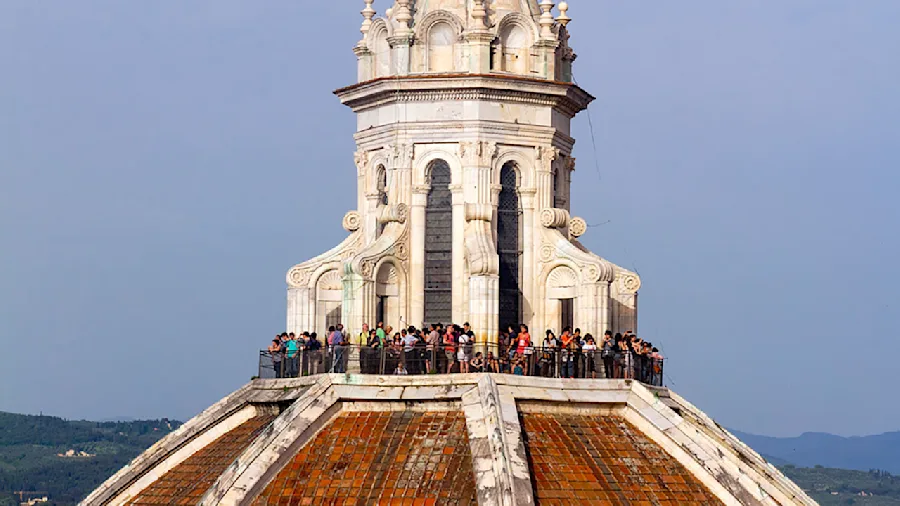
(395, 0), (412, 36)
(556, 2), (571, 27)
(539, 0), (556, 39)
(472, 0), (489, 29)
(360, 0), (376, 44)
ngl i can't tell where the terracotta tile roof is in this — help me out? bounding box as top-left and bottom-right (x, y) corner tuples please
(252, 410), (477, 505)
(520, 413), (724, 505)
(126, 414), (275, 506)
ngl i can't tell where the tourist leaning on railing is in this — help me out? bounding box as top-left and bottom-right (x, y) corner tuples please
(260, 321), (664, 386)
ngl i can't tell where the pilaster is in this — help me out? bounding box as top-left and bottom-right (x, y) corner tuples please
(388, 36), (413, 76)
(464, 31), (495, 75)
(353, 45), (373, 84)
(450, 184), (466, 323)
(364, 194), (380, 244)
(410, 186), (429, 328)
(519, 189), (537, 330)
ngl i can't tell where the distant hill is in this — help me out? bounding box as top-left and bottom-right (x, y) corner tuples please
(0, 411), (179, 506)
(732, 429), (900, 475)
(1, 410), (899, 505)
(782, 466), (900, 505)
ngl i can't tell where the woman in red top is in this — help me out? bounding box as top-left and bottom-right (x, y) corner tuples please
(516, 324), (531, 355)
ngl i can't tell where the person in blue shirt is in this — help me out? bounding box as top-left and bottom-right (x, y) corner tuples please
(285, 335), (300, 378)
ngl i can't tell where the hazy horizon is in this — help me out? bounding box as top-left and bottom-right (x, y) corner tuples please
(1, 1), (898, 438)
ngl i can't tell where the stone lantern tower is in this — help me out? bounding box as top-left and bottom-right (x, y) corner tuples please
(285, 0), (641, 343)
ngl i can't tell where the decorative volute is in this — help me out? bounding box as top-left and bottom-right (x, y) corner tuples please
(356, 0), (576, 81)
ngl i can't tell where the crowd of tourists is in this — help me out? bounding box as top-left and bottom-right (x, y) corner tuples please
(264, 322), (664, 386)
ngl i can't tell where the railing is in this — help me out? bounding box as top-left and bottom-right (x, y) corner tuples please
(258, 344), (664, 386)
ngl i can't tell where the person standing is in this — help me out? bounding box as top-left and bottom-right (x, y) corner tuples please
(560, 327), (574, 378)
(330, 325), (346, 373)
(457, 327), (470, 374)
(426, 324), (440, 373)
(517, 325), (532, 376)
(541, 330), (559, 378)
(269, 337), (284, 379)
(399, 328), (415, 374)
(599, 331), (612, 378)
(285, 334), (300, 378)
(444, 325), (457, 373)
(582, 334), (599, 379)
(306, 332), (322, 375)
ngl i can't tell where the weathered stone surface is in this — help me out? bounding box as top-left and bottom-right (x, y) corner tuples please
(84, 375), (817, 506)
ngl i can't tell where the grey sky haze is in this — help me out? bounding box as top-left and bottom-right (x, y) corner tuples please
(1, 1), (898, 437)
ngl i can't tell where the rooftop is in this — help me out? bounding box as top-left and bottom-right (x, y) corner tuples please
(83, 375), (816, 506)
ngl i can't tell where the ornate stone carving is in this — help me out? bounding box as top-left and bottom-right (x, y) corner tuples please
(377, 203), (409, 224)
(361, 260), (375, 278)
(459, 141), (498, 167)
(534, 145), (559, 172)
(385, 143), (414, 168)
(569, 217), (587, 238)
(540, 208), (570, 229)
(582, 264), (601, 283)
(343, 211), (362, 232)
(582, 261), (614, 283)
(539, 243), (556, 263)
(618, 273), (642, 294)
(464, 220), (499, 276)
(465, 203), (493, 222)
(376, 264), (399, 284)
(394, 241), (409, 261)
(317, 270), (343, 291)
(353, 150), (369, 176)
(548, 265), (578, 288)
(286, 266), (310, 288)
(414, 9), (465, 42)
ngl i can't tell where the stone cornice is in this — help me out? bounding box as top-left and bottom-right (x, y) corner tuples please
(335, 74), (594, 118)
(352, 121), (576, 155)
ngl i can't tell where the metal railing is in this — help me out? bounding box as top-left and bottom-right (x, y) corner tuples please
(258, 344), (664, 386)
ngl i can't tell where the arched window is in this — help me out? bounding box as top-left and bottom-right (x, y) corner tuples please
(373, 28), (391, 78)
(498, 163), (522, 328)
(499, 24), (528, 74)
(376, 165), (388, 237)
(376, 165), (388, 206)
(427, 22), (455, 72)
(424, 160), (453, 324)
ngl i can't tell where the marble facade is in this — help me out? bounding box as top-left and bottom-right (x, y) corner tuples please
(286, 0), (641, 344)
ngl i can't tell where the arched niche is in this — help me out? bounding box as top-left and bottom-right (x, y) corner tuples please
(427, 22), (456, 72)
(546, 265), (579, 334)
(375, 261), (402, 329)
(369, 21), (391, 78)
(415, 10), (463, 74)
(315, 269), (343, 334)
(494, 14), (534, 75)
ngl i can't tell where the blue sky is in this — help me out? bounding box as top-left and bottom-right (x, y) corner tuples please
(1, 1), (897, 437)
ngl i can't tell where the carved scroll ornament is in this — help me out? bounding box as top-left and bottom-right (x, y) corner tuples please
(540, 208), (570, 229)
